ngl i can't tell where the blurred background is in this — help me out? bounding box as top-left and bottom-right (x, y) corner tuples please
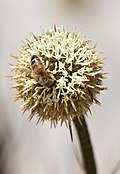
(0, 0), (120, 173)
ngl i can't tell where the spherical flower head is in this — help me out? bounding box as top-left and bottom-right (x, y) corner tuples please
(11, 25), (106, 126)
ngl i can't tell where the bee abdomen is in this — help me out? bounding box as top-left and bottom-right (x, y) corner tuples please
(40, 72), (56, 87)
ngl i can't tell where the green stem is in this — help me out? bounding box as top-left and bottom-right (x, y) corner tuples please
(73, 117), (97, 174)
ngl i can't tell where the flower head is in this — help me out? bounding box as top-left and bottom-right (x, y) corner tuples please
(11, 25), (106, 126)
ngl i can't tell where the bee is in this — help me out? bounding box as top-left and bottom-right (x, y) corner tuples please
(31, 55), (56, 87)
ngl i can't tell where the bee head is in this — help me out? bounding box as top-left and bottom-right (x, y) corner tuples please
(31, 55), (41, 66)
(31, 55), (39, 61)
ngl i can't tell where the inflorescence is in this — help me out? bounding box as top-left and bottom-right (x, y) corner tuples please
(11, 25), (106, 127)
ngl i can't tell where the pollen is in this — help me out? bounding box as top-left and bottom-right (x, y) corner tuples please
(11, 25), (106, 127)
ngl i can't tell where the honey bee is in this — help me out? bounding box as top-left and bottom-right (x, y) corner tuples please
(31, 55), (56, 87)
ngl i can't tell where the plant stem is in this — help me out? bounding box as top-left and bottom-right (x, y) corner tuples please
(73, 117), (97, 174)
